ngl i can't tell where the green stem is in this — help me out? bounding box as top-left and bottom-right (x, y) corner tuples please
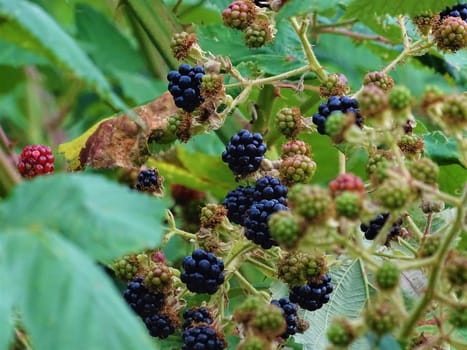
(246, 257), (277, 277)
(434, 291), (467, 308)
(398, 237), (418, 256)
(398, 256), (436, 270)
(403, 213), (424, 240)
(252, 85), (275, 134)
(234, 270), (259, 295)
(398, 187), (466, 340)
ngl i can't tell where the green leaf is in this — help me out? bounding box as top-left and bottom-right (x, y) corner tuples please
(0, 229), (157, 350)
(0, 249), (14, 350)
(424, 131), (462, 166)
(276, 0), (349, 21)
(0, 38), (49, 67)
(438, 164), (467, 196)
(0, 0), (135, 121)
(0, 173), (169, 263)
(378, 334), (403, 350)
(294, 259), (369, 349)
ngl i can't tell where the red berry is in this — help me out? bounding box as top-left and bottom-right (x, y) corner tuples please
(17, 144), (54, 179)
(328, 173), (364, 198)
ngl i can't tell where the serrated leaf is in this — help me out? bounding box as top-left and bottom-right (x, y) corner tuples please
(294, 259), (369, 349)
(0, 229), (157, 350)
(0, 173), (169, 263)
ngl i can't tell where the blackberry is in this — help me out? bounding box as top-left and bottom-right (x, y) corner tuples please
(222, 185), (255, 225)
(183, 307), (213, 329)
(221, 129), (266, 176)
(253, 175), (287, 204)
(360, 213), (402, 241)
(136, 169), (160, 192)
(123, 277), (164, 318)
(167, 63), (205, 112)
(271, 298), (298, 339)
(289, 274), (333, 311)
(312, 95), (363, 135)
(244, 199), (288, 249)
(144, 313), (177, 339)
(182, 325), (226, 350)
(254, 0), (270, 8)
(439, 3), (467, 22)
(17, 144), (54, 178)
(181, 249), (225, 294)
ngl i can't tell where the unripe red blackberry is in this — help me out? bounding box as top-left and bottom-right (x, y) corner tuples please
(319, 73), (350, 98)
(144, 262), (173, 293)
(279, 154), (316, 185)
(288, 184), (333, 223)
(252, 304), (286, 339)
(441, 94), (467, 131)
(335, 191), (363, 219)
(433, 16), (467, 52)
(448, 307), (467, 328)
(275, 107), (303, 138)
(222, 0), (257, 30)
(357, 85), (389, 118)
(269, 210), (301, 249)
(244, 19), (273, 48)
(398, 134), (425, 157)
(389, 85), (412, 111)
(363, 71), (394, 92)
(327, 318), (357, 347)
(17, 144), (54, 178)
(375, 177), (413, 210)
(113, 255), (139, 282)
(375, 261), (400, 291)
(408, 157), (439, 185)
(364, 299), (400, 335)
(171, 31), (198, 61)
(445, 250), (467, 287)
(281, 139), (311, 159)
(329, 173), (365, 198)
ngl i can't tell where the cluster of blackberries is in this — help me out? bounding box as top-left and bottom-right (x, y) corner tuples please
(181, 249), (225, 294)
(222, 129), (267, 176)
(183, 307), (213, 329)
(136, 169), (159, 192)
(440, 3), (467, 22)
(123, 277), (176, 338)
(289, 274), (333, 311)
(223, 176), (288, 248)
(312, 95), (363, 135)
(181, 307), (225, 349)
(271, 298), (299, 339)
(167, 63), (205, 112)
(360, 213), (402, 241)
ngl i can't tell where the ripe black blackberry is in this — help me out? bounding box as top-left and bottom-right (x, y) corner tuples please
(360, 213), (402, 240)
(244, 199), (288, 249)
(183, 307), (213, 329)
(440, 3), (467, 22)
(221, 129), (266, 176)
(144, 313), (177, 339)
(254, 0), (270, 8)
(182, 325), (226, 350)
(123, 277), (164, 318)
(167, 63), (205, 112)
(222, 185), (255, 225)
(136, 169), (159, 192)
(271, 298), (299, 339)
(289, 274), (333, 311)
(312, 95), (363, 135)
(253, 175), (288, 205)
(181, 249), (225, 294)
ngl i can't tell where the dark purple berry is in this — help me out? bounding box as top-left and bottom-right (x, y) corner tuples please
(123, 277), (164, 318)
(181, 249), (225, 294)
(289, 274), (333, 311)
(182, 325), (226, 350)
(183, 307), (213, 329)
(271, 298), (299, 339)
(168, 64), (205, 112)
(144, 313), (176, 339)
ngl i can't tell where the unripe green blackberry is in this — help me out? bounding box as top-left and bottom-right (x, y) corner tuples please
(236, 336), (267, 350)
(408, 158), (439, 185)
(244, 19), (273, 48)
(320, 73), (350, 98)
(398, 134), (425, 157)
(113, 255), (139, 282)
(421, 193), (445, 213)
(366, 150), (393, 185)
(448, 307), (467, 329)
(418, 235), (441, 257)
(234, 296), (262, 323)
(148, 113), (182, 145)
(278, 252), (327, 286)
(252, 304), (286, 339)
(144, 262), (173, 293)
(269, 210), (302, 249)
(375, 261), (400, 291)
(389, 85), (412, 110)
(335, 191), (362, 219)
(445, 250), (467, 287)
(433, 16), (467, 53)
(327, 318), (357, 347)
(171, 31), (198, 61)
(363, 71), (394, 92)
(364, 300), (400, 335)
(288, 184), (334, 223)
(375, 177), (412, 210)
(441, 94), (467, 131)
(358, 85), (389, 118)
(222, 0), (257, 30)
(279, 154), (316, 185)
(324, 111), (353, 143)
(420, 85), (445, 116)
(200, 203), (228, 229)
(201, 73), (225, 99)
(281, 139), (311, 159)
(275, 107), (303, 138)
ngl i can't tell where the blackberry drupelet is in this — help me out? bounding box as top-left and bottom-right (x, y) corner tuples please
(167, 63), (205, 112)
(271, 298), (299, 339)
(17, 144), (54, 178)
(222, 185), (255, 225)
(222, 129), (266, 176)
(182, 325), (226, 350)
(440, 3), (467, 22)
(244, 199), (288, 249)
(144, 313), (177, 339)
(360, 213), (402, 240)
(289, 274), (333, 311)
(181, 249), (225, 294)
(312, 95), (363, 135)
(183, 307), (213, 329)
(253, 175), (288, 204)
(123, 277), (164, 318)
(136, 169), (159, 192)
(254, 0), (270, 8)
